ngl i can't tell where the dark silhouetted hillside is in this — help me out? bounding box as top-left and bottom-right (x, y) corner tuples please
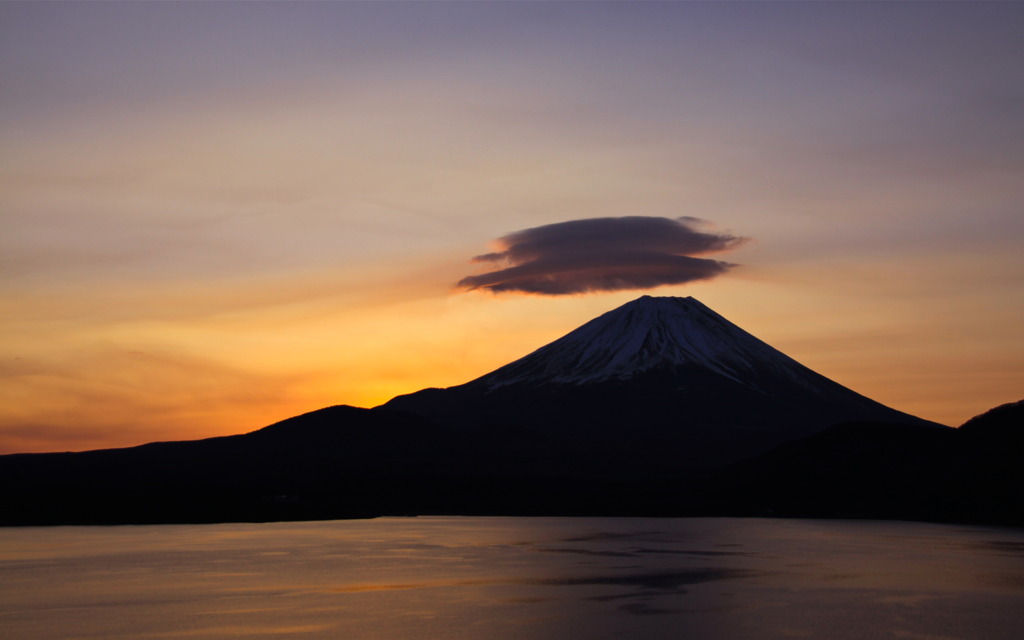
(1, 297), (1016, 527)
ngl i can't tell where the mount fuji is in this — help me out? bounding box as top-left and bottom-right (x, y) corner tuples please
(381, 296), (936, 468)
(16, 294), (1017, 527)
(465, 295), (854, 388)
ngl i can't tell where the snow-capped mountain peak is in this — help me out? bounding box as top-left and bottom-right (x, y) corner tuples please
(474, 295), (812, 389)
(380, 294), (938, 462)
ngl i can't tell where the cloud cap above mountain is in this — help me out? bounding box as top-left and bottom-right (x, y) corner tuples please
(456, 216), (748, 295)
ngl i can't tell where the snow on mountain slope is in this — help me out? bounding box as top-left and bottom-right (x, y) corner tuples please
(474, 296), (824, 391)
(379, 295), (941, 467)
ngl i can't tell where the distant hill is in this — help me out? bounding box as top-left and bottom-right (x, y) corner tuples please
(713, 400), (1023, 524)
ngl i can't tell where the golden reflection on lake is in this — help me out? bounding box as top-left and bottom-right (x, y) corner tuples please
(1, 517), (1023, 639)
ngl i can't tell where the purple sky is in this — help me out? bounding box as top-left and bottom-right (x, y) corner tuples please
(1, 2), (1022, 452)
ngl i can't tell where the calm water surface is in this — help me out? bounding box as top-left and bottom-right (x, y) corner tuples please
(1, 517), (1023, 639)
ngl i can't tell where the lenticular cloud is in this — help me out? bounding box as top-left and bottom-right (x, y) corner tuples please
(456, 216), (748, 295)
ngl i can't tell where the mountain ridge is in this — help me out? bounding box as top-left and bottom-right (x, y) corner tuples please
(0, 399), (1017, 526)
(381, 296), (940, 467)
(8, 293), (1015, 527)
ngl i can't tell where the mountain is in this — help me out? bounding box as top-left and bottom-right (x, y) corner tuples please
(957, 399), (1024, 440)
(382, 296), (938, 468)
(466, 295), (868, 388)
(0, 406), (459, 525)
(714, 399), (1023, 524)
(1, 400), (1017, 527)
(8, 294), (1014, 527)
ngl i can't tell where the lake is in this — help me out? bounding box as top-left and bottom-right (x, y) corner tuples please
(1, 517), (1022, 639)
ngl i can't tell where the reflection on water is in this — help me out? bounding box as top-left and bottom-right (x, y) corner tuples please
(1, 517), (1023, 639)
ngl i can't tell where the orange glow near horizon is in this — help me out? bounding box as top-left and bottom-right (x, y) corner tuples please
(2, 3), (1021, 453)
(3, 270), (1021, 453)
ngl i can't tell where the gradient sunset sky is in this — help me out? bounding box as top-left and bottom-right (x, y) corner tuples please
(2, 2), (1022, 453)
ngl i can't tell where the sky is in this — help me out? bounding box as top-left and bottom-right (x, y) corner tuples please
(2, 1), (1022, 453)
